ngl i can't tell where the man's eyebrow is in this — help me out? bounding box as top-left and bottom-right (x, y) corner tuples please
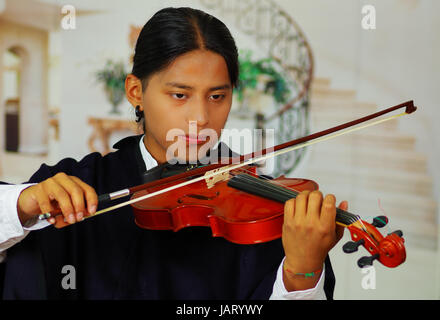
(209, 84), (232, 91)
(165, 82), (193, 90)
(165, 82), (231, 91)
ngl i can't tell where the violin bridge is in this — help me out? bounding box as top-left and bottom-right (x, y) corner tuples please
(204, 167), (231, 189)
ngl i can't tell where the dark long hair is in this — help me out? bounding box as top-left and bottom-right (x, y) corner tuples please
(131, 7), (239, 90)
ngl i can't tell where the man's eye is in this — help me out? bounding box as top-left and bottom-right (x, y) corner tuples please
(171, 93), (186, 100)
(210, 94), (225, 101)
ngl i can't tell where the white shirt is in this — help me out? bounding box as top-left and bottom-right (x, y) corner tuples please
(0, 136), (326, 299)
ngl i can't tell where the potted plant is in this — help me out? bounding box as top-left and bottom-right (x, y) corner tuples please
(95, 60), (128, 114)
(234, 50), (292, 116)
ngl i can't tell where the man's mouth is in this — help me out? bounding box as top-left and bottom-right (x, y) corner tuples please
(179, 135), (208, 145)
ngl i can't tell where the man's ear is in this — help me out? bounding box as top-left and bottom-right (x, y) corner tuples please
(125, 74), (143, 109)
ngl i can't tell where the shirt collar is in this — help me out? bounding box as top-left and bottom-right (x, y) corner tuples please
(138, 135), (158, 171)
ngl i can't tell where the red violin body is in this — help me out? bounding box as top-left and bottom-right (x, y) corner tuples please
(131, 166), (318, 245)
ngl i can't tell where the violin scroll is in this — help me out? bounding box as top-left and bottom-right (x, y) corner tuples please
(344, 216), (406, 268)
(375, 231), (406, 268)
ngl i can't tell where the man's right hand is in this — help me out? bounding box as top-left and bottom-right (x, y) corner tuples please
(17, 173), (98, 228)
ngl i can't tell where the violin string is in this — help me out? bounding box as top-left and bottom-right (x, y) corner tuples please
(85, 111), (409, 220)
(229, 168), (360, 225)
(354, 215), (369, 233)
(232, 173), (356, 225)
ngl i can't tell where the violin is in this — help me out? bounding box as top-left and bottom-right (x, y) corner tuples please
(130, 167), (406, 268)
(39, 100), (416, 269)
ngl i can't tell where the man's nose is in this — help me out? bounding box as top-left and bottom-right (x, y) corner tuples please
(185, 97), (209, 127)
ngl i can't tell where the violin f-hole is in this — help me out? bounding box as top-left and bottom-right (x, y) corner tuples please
(177, 192), (220, 204)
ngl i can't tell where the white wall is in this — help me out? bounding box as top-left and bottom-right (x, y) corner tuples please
(276, 0), (440, 299)
(277, 0), (440, 201)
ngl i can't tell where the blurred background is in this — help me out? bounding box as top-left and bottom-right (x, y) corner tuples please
(0, 0), (438, 299)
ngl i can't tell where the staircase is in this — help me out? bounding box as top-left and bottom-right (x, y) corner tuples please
(301, 77), (438, 251)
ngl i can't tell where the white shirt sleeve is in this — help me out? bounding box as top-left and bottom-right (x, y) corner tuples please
(269, 257), (327, 300)
(0, 184), (50, 262)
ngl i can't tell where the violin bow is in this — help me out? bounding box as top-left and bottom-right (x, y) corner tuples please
(38, 100), (417, 221)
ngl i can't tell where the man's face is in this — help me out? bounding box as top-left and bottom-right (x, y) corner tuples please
(141, 49), (233, 164)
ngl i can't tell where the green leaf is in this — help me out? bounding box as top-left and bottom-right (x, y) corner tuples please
(237, 50), (292, 105)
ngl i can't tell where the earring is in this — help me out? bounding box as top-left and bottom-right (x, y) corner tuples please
(135, 105), (144, 123)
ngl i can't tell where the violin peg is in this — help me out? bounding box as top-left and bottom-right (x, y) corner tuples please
(343, 239), (365, 254)
(389, 230), (403, 237)
(372, 215), (388, 228)
(357, 254), (379, 268)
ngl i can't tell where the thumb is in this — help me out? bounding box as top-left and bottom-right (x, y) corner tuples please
(335, 200), (348, 241)
(338, 200), (348, 211)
